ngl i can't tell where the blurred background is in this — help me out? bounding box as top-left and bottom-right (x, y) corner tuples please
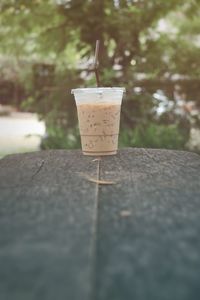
(0, 0), (200, 158)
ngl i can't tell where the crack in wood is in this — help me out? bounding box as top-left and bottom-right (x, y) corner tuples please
(0, 159), (45, 189)
(89, 158), (100, 300)
(31, 160), (45, 180)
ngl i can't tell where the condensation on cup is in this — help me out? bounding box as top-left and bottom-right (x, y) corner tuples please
(72, 87), (125, 156)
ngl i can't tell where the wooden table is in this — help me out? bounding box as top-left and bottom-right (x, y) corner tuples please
(0, 148), (200, 300)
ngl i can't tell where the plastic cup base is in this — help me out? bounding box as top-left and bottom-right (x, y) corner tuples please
(82, 150), (117, 156)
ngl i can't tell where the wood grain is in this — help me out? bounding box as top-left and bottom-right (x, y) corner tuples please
(0, 148), (200, 300)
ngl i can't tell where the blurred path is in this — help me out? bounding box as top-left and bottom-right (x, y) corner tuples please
(0, 111), (45, 158)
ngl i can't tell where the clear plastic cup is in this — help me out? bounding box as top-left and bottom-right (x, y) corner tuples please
(72, 87), (125, 156)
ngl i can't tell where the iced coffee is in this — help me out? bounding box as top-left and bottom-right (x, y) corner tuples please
(72, 88), (125, 156)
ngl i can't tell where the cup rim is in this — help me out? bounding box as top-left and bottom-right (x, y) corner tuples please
(71, 87), (125, 94)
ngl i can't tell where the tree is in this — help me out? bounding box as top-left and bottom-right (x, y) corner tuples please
(0, 0), (199, 81)
(0, 0), (199, 150)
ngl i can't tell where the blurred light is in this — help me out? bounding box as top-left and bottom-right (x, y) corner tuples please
(131, 59), (136, 66)
(113, 64), (122, 70)
(114, 0), (120, 8)
(153, 90), (168, 101)
(125, 50), (130, 56)
(157, 19), (168, 32)
(54, 0), (71, 7)
(133, 87), (142, 94)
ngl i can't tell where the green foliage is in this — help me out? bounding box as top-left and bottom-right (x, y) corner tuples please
(1, 0), (199, 80)
(41, 126), (80, 150)
(119, 123), (187, 149)
(20, 96), (35, 112)
(0, 0), (199, 151)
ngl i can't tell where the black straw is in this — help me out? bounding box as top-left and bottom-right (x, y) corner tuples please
(93, 40), (100, 87)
